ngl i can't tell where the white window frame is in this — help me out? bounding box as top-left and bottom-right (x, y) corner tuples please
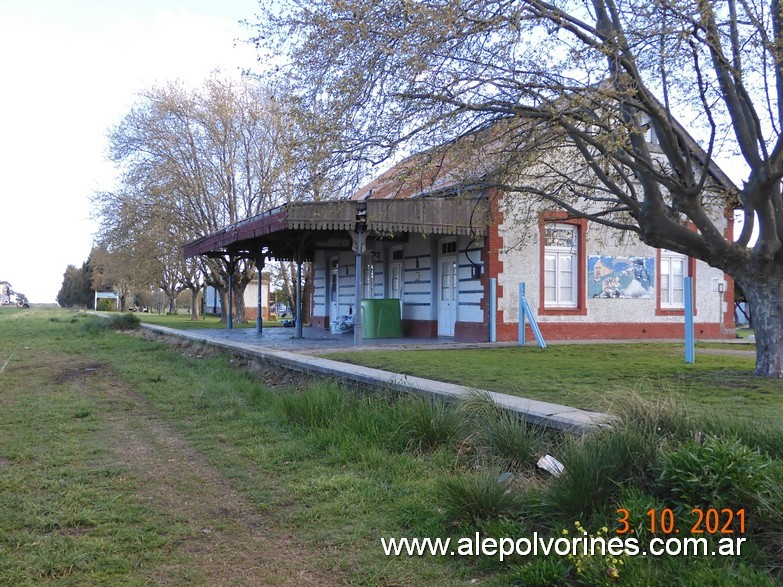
(660, 252), (687, 309)
(544, 224), (578, 308)
(363, 259), (375, 299)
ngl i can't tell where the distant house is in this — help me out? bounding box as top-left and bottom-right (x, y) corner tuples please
(0, 281), (12, 305)
(185, 123), (736, 342)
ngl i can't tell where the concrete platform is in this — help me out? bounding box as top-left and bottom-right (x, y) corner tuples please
(141, 323), (612, 432)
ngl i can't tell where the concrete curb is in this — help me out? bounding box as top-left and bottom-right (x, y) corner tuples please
(141, 323), (612, 432)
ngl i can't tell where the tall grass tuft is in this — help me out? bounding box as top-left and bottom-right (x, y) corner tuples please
(342, 395), (410, 453)
(435, 470), (523, 525)
(457, 389), (505, 424)
(537, 424), (661, 521)
(480, 414), (546, 469)
(701, 414), (783, 460)
(399, 395), (461, 452)
(277, 382), (348, 428)
(605, 389), (694, 445)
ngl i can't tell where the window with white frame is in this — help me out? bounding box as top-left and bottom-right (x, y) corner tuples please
(390, 249), (403, 300)
(362, 260), (375, 299)
(544, 224), (578, 307)
(660, 252), (687, 308)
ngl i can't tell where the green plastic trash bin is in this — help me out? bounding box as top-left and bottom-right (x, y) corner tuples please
(361, 299), (403, 338)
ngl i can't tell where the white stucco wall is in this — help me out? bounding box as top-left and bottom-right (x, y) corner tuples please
(497, 195), (729, 326)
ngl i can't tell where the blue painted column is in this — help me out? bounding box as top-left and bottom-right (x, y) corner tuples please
(227, 270), (233, 331)
(256, 259), (264, 334)
(295, 259), (303, 339)
(684, 276), (695, 363)
(518, 282), (526, 346)
(353, 223), (363, 347)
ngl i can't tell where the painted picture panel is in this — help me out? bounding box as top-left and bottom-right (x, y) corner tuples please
(588, 256), (655, 299)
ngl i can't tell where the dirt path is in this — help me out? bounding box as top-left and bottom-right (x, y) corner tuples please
(72, 362), (342, 587)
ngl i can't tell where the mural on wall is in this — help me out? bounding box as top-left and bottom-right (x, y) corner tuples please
(588, 256), (655, 299)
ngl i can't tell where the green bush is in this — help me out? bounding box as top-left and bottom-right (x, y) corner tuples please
(107, 312), (140, 331)
(79, 316), (108, 334)
(655, 437), (775, 511)
(702, 414), (783, 461)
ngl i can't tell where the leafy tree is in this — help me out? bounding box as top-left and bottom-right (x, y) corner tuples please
(252, 0), (783, 377)
(57, 261), (94, 308)
(94, 188), (197, 316)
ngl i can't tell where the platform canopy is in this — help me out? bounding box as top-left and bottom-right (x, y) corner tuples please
(183, 196), (489, 261)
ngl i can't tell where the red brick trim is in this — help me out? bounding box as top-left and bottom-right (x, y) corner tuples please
(510, 321), (734, 341)
(483, 188), (504, 329)
(455, 321), (489, 342)
(402, 319), (438, 337)
(311, 315), (329, 329)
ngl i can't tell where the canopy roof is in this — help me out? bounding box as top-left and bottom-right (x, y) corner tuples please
(183, 196), (489, 261)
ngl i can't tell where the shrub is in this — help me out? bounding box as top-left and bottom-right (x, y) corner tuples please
(107, 312), (140, 331)
(79, 316), (107, 334)
(655, 437), (776, 511)
(702, 414), (783, 461)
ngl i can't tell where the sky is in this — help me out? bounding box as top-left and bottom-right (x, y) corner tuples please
(0, 0), (261, 303)
(0, 1), (753, 304)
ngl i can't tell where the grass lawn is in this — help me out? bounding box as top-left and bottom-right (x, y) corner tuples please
(2, 306), (781, 585)
(322, 343), (781, 420)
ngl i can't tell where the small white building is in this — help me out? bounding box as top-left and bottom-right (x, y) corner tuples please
(203, 274), (271, 320)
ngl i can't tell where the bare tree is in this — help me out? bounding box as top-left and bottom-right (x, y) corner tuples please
(106, 75), (289, 322)
(252, 0), (783, 377)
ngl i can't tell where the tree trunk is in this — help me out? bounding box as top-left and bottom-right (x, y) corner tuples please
(736, 275), (783, 378)
(218, 289), (229, 323)
(232, 281), (247, 324)
(189, 287), (201, 320)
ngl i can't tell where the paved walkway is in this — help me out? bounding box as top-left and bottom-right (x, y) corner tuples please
(141, 323), (612, 432)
